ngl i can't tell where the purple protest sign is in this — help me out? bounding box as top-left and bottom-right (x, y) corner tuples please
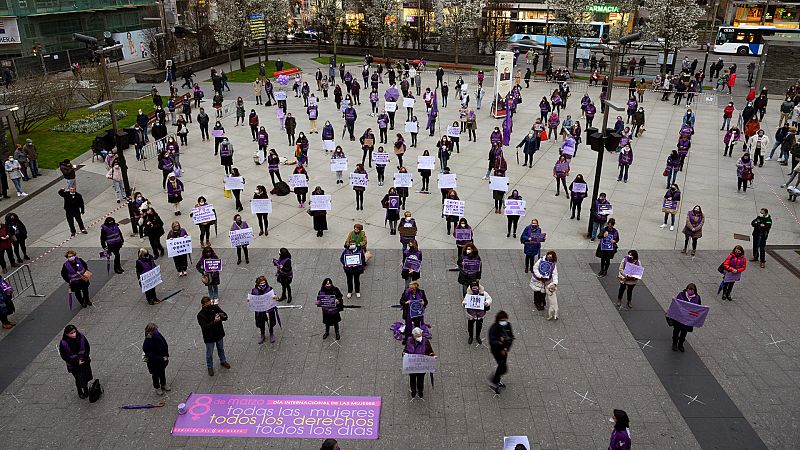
(529, 232), (546, 243)
(403, 256), (421, 272)
(172, 394), (381, 439)
(317, 294), (336, 310)
(600, 238), (614, 251)
(462, 259), (481, 275)
(388, 195), (400, 210)
(666, 297), (709, 328)
(203, 259), (222, 272)
(454, 228), (473, 241)
(409, 300), (425, 318)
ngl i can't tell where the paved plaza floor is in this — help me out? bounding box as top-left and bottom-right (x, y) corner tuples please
(0, 54), (798, 449)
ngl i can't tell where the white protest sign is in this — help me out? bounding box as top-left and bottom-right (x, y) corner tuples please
(443, 199), (465, 216)
(250, 199), (273, 214)
(393, 173), (413, 188)
(385, 101), (397, 112)
(275, 91), (287, 101)
(224, 176), (244, 190)
(464, 293), (485, 310)
(404, 121), (419, 133)
(447, 126), (461, 138)
(247, 291), (276, 312)
(330, 157), (348, 172)
(489, 176), (509, 192)
(310, 195), (332, 211)
(417, 156), (435, 170)
(503, 436), (531, 450)
(349, 172), (369, 188)
(139, 265), (162, 293)
(373, 152), (390, 165)
(344, 254), (362, 266)
(191, 205), (216, 224)
(623, 263), (644, 279)
(403, 98), (415, 108)
(229, 227), (253, 247)
(504, 199), (526, 216)
(438, 173), (457, 189)
(402, 353), (438, 374)
(572, 182), (587, 193)
(288, 174), (308, 189)
(322, 140), (335, 151)
(166, 236), (192, 257)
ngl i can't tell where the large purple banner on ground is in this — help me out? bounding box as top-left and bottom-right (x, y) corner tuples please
(172, 394), (381, 439)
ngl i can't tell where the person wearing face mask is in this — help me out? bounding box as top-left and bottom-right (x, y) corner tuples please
(212, 121), (225, 155)
(322, 120), (335, 152)
(720, 245), (747, 301)
(140, 207), (165, 259)
(316, 278), (344, 340)
(568, 174), (587, 220)
(453, 217), (473, 261)
(668, 283), (702, 352)
(401, 240), (422, 289)
(381, 187), (402, 234)
(0, 222), (15, 274)
(196, 246), (221, 300)
(252, 276), (280, 344)
(61, 250), (91, 307)
(681, 205), (704, 255)
(227, 167), (245, 212)
(396, 211), (417, 251)
(252, 185), (270, 236)
(516, 130), (538, 168)
(616, 250), (641, 309)
(136, 248), (161, 305)
(310, 186), (328, 237)
(660, 184), (681, 231)
(488, 311), (514, 394)
(403, 326), (436, 399)
(142, 323), (170, 395)
(331, 146), (346, 184)
(166, 173), (184, 215)
(58, 187), (86, 236)
(59, 325), (93, 398)
(608, 409), (631, 449)
(751, 208), (772, 268)
(462, 281), (493, 344)
(219, 138), (234, 175)
(595, 218), (619, 277)
(504, 190), (523, 237)
(4, 213), (29, 264)
(737, 152), (754, 192)
(458, 243), (481, 297)
(197, 296), (230, 376)
(231, 214), (250, 265)
(166, 221), (189, 276)
(191, 196), (216, 247)
(530, 250), (558, 311)
(100, 216), (125, 274)
(399, 281), (428, 336)
(590, 193), (611, 241)
(341, 240), (365, 298)
(519, 219), (543, 272)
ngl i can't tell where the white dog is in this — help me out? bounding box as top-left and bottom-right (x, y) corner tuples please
(545, 283), (559, 320)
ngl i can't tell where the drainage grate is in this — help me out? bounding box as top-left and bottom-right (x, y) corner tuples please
(733, 233), (751, 241)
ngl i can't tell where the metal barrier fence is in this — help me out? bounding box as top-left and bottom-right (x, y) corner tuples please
(137, 134), (176, 171)
(3, 264), (45, 299)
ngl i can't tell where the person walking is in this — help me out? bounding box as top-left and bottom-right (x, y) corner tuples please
(341, 240), (365, 298)
(616, 250), (641, 309)
(166, 221), (189, 276)
(196, 246), (221, 300)
(59, 325), (93, 399)
(5, 213), (29, 263)
(608, 409), (632, 448)
(100, 216), (125, 274)
(61, 250), (91, 306)
(197, 296), (230, 376)
(142, 323), (170, 395)
(252, 276), (279, 344)
(720, 245), (747, 301)
(668, 284), (702, 352)
(737, 152), (754, 192)
(316, 278), (344, 340)
(751, 208), (772, 268)
(403, 326), (436, 399)
(488, 311), (514, 395)
(681, 206), (704, 255)
(595, 218), (619, 277)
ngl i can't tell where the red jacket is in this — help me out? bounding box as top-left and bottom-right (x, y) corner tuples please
(0, 225), (11, 250)
(723, 105), (735, 118)
(723, 252), (747, 273)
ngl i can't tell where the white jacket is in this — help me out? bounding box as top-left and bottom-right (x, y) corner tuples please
(530, 257), (558, 292)
(747, 134), (770, 152)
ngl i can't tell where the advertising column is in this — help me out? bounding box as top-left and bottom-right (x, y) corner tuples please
(492, 51), (513, 118)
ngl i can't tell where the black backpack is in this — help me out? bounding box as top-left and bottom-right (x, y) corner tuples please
(271, 181), (290, 196)
(88, 379), (103, 403)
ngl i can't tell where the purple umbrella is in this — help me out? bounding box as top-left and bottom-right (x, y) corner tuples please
(384, 86), (399, 102)
(502, 112), (513, 146)
(425, 93), (438, 131)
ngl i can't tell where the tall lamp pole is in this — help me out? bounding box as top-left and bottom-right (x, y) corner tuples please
(586, 32), (640, 238)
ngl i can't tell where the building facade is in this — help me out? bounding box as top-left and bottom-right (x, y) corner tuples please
(726, 1), (800, 28)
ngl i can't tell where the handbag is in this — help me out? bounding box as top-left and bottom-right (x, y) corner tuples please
(223, 188), (232, 199)
(540, 130), (548, 141)
(201, 274), (211, 286)
(80, 270), (93, 282)
(662, 169), (669, 177)
(717, 263), (725, 274)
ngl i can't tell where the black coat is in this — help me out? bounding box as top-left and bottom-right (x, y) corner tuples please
(58, 190), (84, 212)
(143, 334), (169, 373)
(197, 305), (227, 343)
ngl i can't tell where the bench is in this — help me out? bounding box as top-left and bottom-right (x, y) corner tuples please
(273, 68), (301, 77)
(144, 92), (192, 126)
(439, 63), (473, 72)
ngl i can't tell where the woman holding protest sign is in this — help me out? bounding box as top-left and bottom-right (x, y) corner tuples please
(661, 184), (681, 231)
(617, 250), (641, 309)
(505, 190), (523, 237)
(553, 155), (570, 197)
(251, 276), (279, 344)
(352, 163), (367, 210)
(720, 245), (747, 301)
(166, 221), (189, 276)
(315, 278), (344, 340)
(292, 164), (310, 208)
(136, 248), (161, 305)
(444, 189), (461, 235)
(196, 246), (221, 300)
(252, 185), (270, 236)
(595, 217), (619, 277)
(667, 283), (702, 352)
(190, 196), (215, 247)
(310, 186), (328, 237)
(382, 187), (402, 235)
(569, 174), (588, 221)
(341, 240), (366, 298)
(457, 242), (482, 297)
(403, 326), (436, 399)
(399, 282), (429, 339)
(331, 146), (346, 184)
(231, 214), (250, 265)
(531, 251), (558, 311)
(453, 217), (473, 262)
(226, 168), (245, 212)
(396, 166), (411, 208)
(520, 219), (543, 273)
(398, 211), (417, 251)
(462, 280), (493, 344)
(401, 239), (422, 289)
(418, 150), (432, 193)
(491, 150), (508, 213)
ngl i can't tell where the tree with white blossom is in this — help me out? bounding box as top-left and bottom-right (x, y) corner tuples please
(642, 0), (705, 75)
(314, 0), (347, 61)
(438, 0), (483, 64)
(553, 0), (593, 70)
(364, 0), (402, 57)
(211, 0), (252, 71)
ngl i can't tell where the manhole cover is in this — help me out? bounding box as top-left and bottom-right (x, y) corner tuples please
(733, 233), (750, 241)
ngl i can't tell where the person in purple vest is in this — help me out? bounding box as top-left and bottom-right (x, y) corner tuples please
(669, 283), (702, 352)
(341, 240), (365, 298)
(59, 324), (92, 399)
(136, 248), (161, 305)
(403, 326), (435, 399)
(100, 216), (125, 274)
(401, 239), (422, 289)
(274, 248), (293, 303)
(166, 221), (189, 276)
(60, 250), (91, 307)
(608, 409), (632, 449)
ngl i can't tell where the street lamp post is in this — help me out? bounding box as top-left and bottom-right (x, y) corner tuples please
(701, 42), (710, 79)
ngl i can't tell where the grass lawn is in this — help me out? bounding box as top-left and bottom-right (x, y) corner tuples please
(10, 97), (154, 170)
(312, 56), (362, 65)
(209, 60), (297, 83)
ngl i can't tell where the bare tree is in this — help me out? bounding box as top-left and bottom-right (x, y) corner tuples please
(481, 0), (511, 54)
(183, 0), (215, 59)
(438, 0), (483, 63)
(0, 75), (50, 133)
(553, 0), (593, 70)
(314, 0), (347, 60)
(48, 80), (80, 121)
(75, 65), (127, 105)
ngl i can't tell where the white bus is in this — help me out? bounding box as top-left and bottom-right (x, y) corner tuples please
(714, 25), (800, 55)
